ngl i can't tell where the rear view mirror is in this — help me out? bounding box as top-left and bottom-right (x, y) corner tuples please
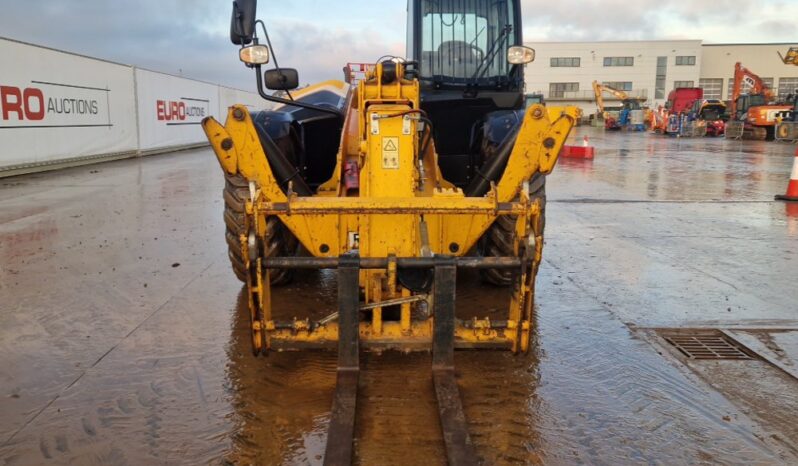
(265, 68), (299, 91)
(230, 0), (257, 45)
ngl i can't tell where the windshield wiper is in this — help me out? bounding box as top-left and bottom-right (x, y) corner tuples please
(465, 24), (512, 97)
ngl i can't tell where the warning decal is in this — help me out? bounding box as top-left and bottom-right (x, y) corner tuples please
(382, 136), (399, 169)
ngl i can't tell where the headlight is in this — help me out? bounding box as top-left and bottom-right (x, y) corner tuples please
(239, 44), (270, 65)
(508, 46), (535, 65)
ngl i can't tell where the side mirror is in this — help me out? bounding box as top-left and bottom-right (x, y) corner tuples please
(230, 0), (257, 45)
(264, 68), (299, 91)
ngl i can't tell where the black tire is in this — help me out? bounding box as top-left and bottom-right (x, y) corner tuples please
(223, 173), (297, 285)
(479, 174), (546, 286)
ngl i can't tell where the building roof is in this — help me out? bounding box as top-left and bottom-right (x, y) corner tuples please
(702, 42), (798, 47)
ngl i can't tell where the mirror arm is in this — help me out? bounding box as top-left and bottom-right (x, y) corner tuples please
(256, 20), (293, 101)
(253, 64), (343, 118)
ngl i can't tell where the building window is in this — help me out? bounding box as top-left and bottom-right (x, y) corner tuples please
(674, 80), (695, 89)
(655, 56), (667, 99)
(603, 56), (634, 66)
(699, 78), (723, 99)
(550, 57), (580, 67)
(602, 81), (633, 92)
(778, 77), (798, 99)
(675, 56), (696, 66)
(549, 82), (579, 98)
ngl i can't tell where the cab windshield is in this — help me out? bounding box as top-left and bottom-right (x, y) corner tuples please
(419, 0), (515, 82)
(748, 94), (767, 107)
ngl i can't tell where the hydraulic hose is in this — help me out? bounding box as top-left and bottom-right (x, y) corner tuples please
(464, 124), (520, 197)
(253, 120), (313, 196)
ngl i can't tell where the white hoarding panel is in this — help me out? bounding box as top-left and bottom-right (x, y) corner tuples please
(135, 69), (219, 151)
(0, 38), (137, 170)
(218, 86), (271, 116)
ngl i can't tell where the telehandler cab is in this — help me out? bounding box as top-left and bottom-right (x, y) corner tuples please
(201, 1), (577, 463)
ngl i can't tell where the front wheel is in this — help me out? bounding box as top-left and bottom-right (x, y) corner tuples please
(479, 174), (546, 286)
(223, 173), (298, 285)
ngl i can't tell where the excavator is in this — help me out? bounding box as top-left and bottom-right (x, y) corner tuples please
(202, 0), (577, 464)
(592, 80), (645, 131)
(725, 62), (792, 140)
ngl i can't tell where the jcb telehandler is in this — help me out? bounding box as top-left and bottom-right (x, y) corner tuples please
(202, 1), (577, 463)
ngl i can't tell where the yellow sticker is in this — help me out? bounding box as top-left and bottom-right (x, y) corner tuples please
(382, 136), (399, 169)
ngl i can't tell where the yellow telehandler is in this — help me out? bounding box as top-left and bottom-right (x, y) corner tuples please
(201, 1), (577, 463)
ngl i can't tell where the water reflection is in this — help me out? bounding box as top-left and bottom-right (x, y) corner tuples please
(225, 288), (336, 466)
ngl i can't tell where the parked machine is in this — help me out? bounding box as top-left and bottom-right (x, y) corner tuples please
(725, 62), (792, 140)
(652, 87), (703, 136)
(778, 47), (798, 66)
(524, 92), (544, 107)
(203, 0), (577, 463)
(592, 81), (645, 131)
(687, 99), (727, 137)
(775, 51), (798, 142)
(776, 92), (798, 142)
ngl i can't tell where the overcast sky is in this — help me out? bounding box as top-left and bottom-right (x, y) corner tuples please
(1, 0), (795, 90)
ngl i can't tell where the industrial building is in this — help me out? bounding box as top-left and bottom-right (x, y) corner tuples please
(525, 40), (798, 113)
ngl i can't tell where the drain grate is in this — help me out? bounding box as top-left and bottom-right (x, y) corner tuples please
(660, 330), (754, 360)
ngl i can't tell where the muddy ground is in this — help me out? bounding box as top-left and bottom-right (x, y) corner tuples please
(1, 128), (797, 465)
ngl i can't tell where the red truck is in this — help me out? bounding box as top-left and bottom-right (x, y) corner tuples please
(667, 88), (703, 115)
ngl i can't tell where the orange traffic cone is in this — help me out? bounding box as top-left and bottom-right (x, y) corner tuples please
(775, 149), (798, 202)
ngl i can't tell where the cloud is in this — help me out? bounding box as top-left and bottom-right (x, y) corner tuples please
(0, 0), (402, 90)
(519, 0), (791, 42)
(264, 19), (404, 84)
(0, 0), (794, 91)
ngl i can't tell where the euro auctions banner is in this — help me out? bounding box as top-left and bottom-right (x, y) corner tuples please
(0, 38), (264, 174)
(135, 68), (220, 151)
(0, 38), (137, 169)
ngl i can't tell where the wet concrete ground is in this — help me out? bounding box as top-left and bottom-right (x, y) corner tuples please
(1, 128), (797, 465)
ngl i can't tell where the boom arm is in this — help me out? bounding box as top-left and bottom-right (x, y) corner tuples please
(778, 47), (798, 66)
(592, 80), (629, 114)
(730, 62), (774, 115)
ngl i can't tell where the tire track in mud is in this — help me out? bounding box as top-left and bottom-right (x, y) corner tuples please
(354, 353), (446, 466)
(0, 262), (217, 459)
(0, 260), (239, 466)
